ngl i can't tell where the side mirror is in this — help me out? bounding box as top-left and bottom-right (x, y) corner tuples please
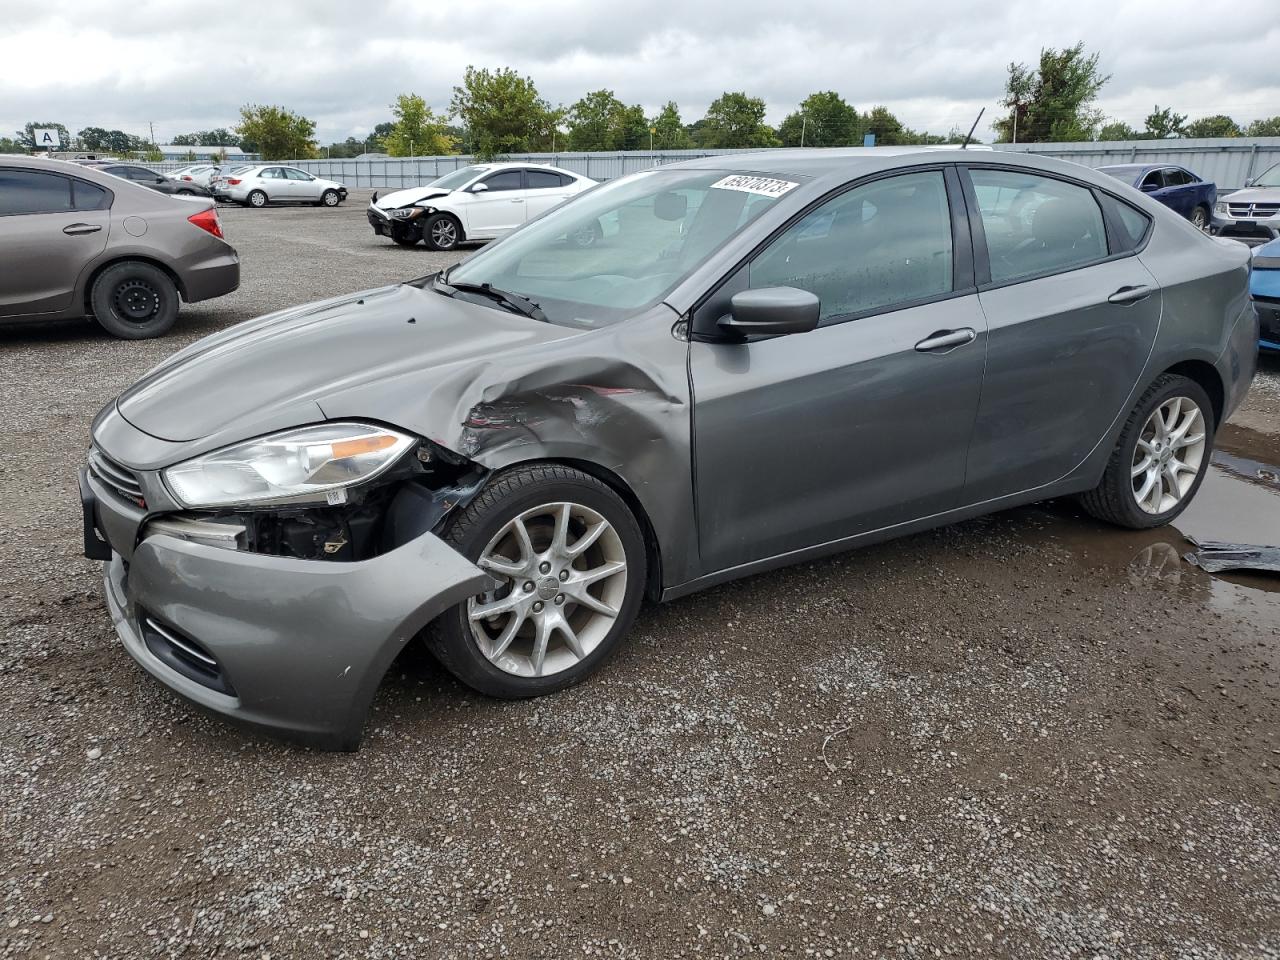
(718, 287), (820, 338)
(1140, 182), (1159, 193)
(470, 182), (489, 193)
(1244, 177), (1255, 187)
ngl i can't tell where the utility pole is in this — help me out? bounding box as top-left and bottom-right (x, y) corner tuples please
(149, 121), (155, 147)
(800, 115), (806, 148)
(1011, 97), (1019, 144)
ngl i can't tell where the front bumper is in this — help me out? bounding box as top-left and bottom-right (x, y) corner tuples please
(1212, 213), (1280, 244)
(81, 467), (487, 750)
(367, 203), (421, 238)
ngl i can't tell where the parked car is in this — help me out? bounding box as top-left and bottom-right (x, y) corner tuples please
(209, 165), (252, 197)
(1097, 164), (1216, 230)
(101, 163), (212, 198)
(168, 164), (222, 189)
(214, 165), (348, 207)
(1212, 161), (1280, 243)
(81, 148), (1255, 749)
(367, 162), (595, 250)
(0, 155), (238, 338)
(1251, 237), (1280, 350)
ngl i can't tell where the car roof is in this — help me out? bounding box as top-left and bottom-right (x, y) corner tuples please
(1097, 163), (1172, 174)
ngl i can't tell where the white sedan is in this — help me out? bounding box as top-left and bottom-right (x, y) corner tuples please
(366, 162), (595, 250)
(215, 165), (349, 208)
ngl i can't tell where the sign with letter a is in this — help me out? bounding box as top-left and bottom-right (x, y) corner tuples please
(34, 128), (61, 149)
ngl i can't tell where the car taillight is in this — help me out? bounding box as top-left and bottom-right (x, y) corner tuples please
(187, 207), (224, 239)
(181, 175), (193, 181)
(226, 178), (241, 185)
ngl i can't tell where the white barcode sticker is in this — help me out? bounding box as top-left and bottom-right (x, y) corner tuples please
(326, 488), (348, 506)
(710, 175), (799, 198)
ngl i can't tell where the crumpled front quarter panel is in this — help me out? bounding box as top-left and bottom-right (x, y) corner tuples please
(319, 305), (697, 586)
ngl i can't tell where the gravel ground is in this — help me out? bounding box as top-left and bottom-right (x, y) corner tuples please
(2, 193), (1280, 959)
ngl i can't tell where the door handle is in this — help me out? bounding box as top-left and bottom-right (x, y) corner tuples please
(510, 198), (524, 203)
(1107, 285), (1153, 305)
(63, 223), (102, 235)
(914, 328), (976, 352)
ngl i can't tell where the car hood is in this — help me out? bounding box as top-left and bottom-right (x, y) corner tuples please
(1225, 186), (1279, 205)
(115, 282), (579, 444)
(374, 186), (452, 209)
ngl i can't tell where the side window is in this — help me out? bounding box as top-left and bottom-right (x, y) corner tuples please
(969, 168), (1108, 284)
(1140, 170), (1163, 190)
(71, 180), (110, 211)
(1098, 193), (1151, 253)
(525, 170), (563, 189)
(480, 170), (523, 192)
(0, 170), (73, 215)
(284, 168), (311, 181)
(750, 170), (954, 322)
(558, 173), (578, 187)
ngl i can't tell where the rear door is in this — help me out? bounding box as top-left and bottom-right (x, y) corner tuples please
(523, 169), (574, 220)
(0, 168), (111, 318)
(959, 165), (1161, 502)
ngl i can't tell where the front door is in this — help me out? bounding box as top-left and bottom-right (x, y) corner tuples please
(960, 166), (1163, 501)
(0, 168), (110, 318)
(689, 168), (987, 573)
(463, 169), (527, 238)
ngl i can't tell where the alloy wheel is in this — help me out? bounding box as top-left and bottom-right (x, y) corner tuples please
(431, 219), (458, 248)
(468, 501), (628, 678)
(1131, 395), (1207, 514)
(112, 279), (160, 323)
(1191, 207), (1208, 230)
(323, 191), (339, 206)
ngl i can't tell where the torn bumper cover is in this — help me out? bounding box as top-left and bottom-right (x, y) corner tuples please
(90, 479), (487, 750)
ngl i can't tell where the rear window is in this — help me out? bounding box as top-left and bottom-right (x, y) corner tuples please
(72, 179), (110, 211)
(0, 169), (73, 215)
(1098, 192), (1151, 252)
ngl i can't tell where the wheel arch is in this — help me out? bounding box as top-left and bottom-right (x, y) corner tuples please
(1163, 358), (1224, 426)
(83, 254), (188, 313)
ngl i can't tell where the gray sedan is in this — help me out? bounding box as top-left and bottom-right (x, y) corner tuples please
(81, 148), (1257, 749)
(1, 156), (239, 338)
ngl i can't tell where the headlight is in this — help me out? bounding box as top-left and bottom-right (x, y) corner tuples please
(389, 207), (421, 219)
(164, 423), (415, 508)
(1215, 201), (1229, 215)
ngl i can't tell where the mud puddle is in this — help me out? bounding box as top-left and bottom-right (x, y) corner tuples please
(1015, 422), (1280, 633)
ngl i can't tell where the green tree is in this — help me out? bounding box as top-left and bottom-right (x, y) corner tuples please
(235, 104), (317, 160)
(199, 128), (239, 146)
(696, 92), (778, 148)
(450, 66), (557, 159)
(18, 121), (70, 150)
(0, 136), (24, 153)
(649, 102), (691, 149)
(1246, 116), (1280, 137)
(566, 90), (648, 151)
(103, 130), (141, 154)
(1097, 120), (1139, 141)
(384, 93), (455, 156)
(1143, 105), (1187, 139)
(78, 126), (111, 150)
(1183, 115), (1241, 138)
(992, 43), (1109, 142)
(861, 105), (912, 145)
(778, 91), (859, 147)
(171, 133), (199, 146)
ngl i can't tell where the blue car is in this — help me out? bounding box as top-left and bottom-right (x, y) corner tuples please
(1098, 164), (1217, 231)
(1252, 237), (1280, 351)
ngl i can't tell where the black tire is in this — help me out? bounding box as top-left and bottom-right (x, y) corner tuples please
(391, 224), (422, 247)
(1191, 205), (1209, 231)
(89, 261), (180, 339)
(247, 189), (268, 208)
(1078, 374), (1215, 529)
(429, 464), (647, 699)
(175, 188), (195, 196)
(423, 213), (462, 251)
(321, 189), (341, 207)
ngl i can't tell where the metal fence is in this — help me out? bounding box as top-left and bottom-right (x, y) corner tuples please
(138, 138), (1280, 191)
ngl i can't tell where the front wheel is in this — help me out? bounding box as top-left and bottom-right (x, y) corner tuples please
(391, 224), (422, 247)
(423, 213), (462, 251)
(1079, 374), (1214, 529)
(321, 189), (340, 207)
(429, 464), (647, 698)
(1191, 205), (1209, 231)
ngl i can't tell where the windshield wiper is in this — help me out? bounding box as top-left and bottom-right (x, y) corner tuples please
(434, 278), (547, 322)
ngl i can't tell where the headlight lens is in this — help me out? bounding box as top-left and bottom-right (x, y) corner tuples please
(164, 423), (415, 508)
(389, 207), (421, 219)
(1215, 201), (1229, 214)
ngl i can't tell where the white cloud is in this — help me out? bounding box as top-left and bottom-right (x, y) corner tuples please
(0, 0), (1276, 145)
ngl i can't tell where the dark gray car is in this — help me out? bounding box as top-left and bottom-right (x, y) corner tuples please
(1, 155), (239, 338)
(81, 148), (1257, 749)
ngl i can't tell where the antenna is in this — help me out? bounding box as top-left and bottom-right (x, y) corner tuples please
(961, 107), (985, 149)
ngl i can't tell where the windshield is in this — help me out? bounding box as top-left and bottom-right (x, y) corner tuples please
(429, 165), (489, 190)
(444, 169), (801, 327)
(1256, 163), (1280, 188)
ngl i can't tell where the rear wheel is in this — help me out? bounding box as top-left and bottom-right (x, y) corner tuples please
(423, 213), (462, 251)
(247, 189), (267, 208)
(1191, 205), (1209, 231)
(429, 464), (647, 698)
(1079, 374), (1214, 529)
(89, 261), (180, 339)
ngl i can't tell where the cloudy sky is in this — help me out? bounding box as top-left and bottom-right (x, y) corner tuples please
(2, 0), (1276, 146)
